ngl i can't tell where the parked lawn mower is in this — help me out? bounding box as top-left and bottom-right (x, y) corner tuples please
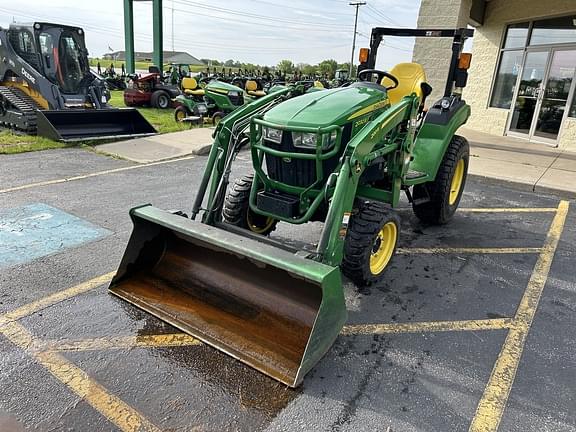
(124, 67), (181, 109)
(174, 78), (245, 125)
(110, 27), (474, 387)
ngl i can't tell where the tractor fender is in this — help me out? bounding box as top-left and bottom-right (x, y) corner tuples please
(409, 100), (470, 182)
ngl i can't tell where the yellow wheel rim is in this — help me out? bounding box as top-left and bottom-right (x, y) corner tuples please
(369, 221), (397, 275)
(176, 110), (186, 121)
(247, 211), (275, 234)
(449, 159), (465, 205)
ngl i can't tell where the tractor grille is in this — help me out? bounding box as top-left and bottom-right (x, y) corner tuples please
(230, 94), (244, 106)
(263, 125), (350, 189)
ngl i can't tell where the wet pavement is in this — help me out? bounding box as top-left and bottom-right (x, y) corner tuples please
(0, 148), (574, 432)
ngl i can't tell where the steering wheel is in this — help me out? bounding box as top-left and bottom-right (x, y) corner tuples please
(358, 69), (399, 91)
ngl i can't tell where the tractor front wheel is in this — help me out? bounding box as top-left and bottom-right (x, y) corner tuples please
(151, 91), (171, 109)
(223, 175), (278, 236)
(174, 106), (189, 123)
(342, 201), (400, 287)
(412, 135), (469, 225)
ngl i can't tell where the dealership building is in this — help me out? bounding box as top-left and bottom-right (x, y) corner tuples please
(414, 0), (576, 150)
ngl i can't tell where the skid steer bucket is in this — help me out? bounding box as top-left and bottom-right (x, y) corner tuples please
(36, 108), (156, 142)
(109, 205), (347, 387)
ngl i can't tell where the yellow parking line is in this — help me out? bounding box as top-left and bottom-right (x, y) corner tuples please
(0, 321), (161, 432)
(397, 247), (541, 255)
(341, 318), (514, 335)
(0, 272), (115, 327)
(469, 200), (569, 432)
(458, 208), (558, 213)
(0, 155), (196, 194)
(40, 333), (201, 352)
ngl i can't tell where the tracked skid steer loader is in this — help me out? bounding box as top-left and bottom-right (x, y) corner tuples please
(0, 22), (155, 141)
(110, 27), (475, 387)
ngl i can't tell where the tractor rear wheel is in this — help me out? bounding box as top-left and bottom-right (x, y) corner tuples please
(342, 201), (400, 286)
(223, 174), (278, 235)
(412, 135), (469, 225)
(151, 91), (171, 109)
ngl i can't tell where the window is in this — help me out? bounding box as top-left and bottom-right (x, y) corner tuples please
(38, 32), (54, 55)
(503, 22), (529, 49)
(570, 92), (576, 118)
(490, 16), (576, 109)
(490, 51), (524, 108)
(530, 15), (576, 46)
(17, 31), (35, 54)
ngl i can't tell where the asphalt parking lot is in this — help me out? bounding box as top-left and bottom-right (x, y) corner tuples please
(0, 148), (574, 432)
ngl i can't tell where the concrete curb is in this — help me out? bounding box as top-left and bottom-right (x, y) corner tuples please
(469, 174), (576, 200)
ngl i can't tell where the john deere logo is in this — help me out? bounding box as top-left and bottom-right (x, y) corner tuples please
(282, 157), (292, 163)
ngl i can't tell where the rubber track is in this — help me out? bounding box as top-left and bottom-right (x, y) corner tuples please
(0, 86), (39, 134)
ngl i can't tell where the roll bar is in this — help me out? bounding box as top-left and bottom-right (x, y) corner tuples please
(360, 27), (475, 97)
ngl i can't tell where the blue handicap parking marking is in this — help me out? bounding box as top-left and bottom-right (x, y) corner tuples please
(0, 203), (111, 269)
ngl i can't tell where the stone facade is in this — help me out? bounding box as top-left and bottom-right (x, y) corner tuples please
(413, 0), (472, 104)
(415, 0), (576, 151)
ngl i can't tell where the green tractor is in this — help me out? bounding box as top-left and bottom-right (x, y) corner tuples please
(174, 77), (245, 124)
(110, 28), (474, 387)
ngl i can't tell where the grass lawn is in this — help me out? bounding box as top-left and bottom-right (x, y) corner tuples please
(0, 91), (188, 154)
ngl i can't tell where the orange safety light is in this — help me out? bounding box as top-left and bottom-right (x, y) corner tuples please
(359, 48), (369, 64)
(458, 53), (472, 70)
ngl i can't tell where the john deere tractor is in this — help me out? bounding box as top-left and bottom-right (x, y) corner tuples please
(110, 28), (474, 387)
(174, 77), (245, 124)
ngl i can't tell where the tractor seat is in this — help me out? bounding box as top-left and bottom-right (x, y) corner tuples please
(185, 89), (205, 96)
(182, 77), (205, 96)
(245, 80), (266, 97)
(248, 90), (266, 97)
(381, 63), (430, 106)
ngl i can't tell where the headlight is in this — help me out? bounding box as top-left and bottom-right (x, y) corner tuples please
(264, 127), (283, 143)
(292, 132), (317, 149)
(293, 130), (338, 150)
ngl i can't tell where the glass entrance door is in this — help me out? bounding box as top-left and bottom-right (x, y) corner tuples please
(508, 50), (549, 136)
(534, 49), (576, 141)
(508, 48), (576, 144)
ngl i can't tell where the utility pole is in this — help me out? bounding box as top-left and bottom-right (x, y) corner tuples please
(171, 0), (175, 52)
(349, 1), (366, 77)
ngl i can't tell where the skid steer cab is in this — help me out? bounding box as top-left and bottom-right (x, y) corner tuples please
(110, 27), (474, 387)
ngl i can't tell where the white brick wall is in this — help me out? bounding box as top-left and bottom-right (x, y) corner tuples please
(415, 0), (576, 151)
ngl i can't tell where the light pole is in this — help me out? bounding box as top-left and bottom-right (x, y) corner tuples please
(349, 1), (366, 77)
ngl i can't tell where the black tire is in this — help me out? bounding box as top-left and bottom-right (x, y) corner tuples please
(342, 201), (400, 287)
(151, 91), (171, 109)
(412, 135), (469, 225)
(212, 111), (224, 125)
(174, 106), (189, 123)
(222, 174), (278, 235)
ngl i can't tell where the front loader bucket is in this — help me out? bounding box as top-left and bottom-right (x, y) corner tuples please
(109, 205), (347, 387)
(36, 108), (156, 142)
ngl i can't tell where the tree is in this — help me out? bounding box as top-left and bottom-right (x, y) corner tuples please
(224, 59), (236, 67)
(277, 59), (294, 74)
(318, 59), (338, 78)
(298, 63), (318, 76)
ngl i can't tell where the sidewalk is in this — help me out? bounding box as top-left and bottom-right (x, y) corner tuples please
(460, 128), (576, 198)
(94, 126), (575, 198)
(96, 128), (214, 163)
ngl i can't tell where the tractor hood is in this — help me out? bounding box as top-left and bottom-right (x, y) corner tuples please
(205, 80), (243, 94)
(263, 86), (389, 128)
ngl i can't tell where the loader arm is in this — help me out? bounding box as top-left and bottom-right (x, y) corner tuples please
(318, 94), (420, 267)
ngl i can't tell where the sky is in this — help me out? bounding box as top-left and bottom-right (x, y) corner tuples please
(0, 0), (421, 69)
